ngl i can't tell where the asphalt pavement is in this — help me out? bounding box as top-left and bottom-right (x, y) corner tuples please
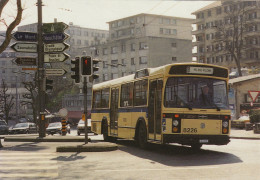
(1, 128), (259, 152)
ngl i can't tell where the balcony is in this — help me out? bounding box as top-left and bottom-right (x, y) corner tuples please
(192, 29), (205, 35)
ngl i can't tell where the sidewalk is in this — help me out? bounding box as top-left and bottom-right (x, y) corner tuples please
(230, 128), (260, 140)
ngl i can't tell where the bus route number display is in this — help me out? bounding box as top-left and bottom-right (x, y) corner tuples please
(187, 66), (213, 75)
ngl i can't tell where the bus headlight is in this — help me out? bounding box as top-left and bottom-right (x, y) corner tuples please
(222, 121), (228, 128)
(173, 120), (179, 126)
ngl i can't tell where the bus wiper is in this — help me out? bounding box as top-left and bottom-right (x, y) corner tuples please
(177, 96), (192, 110)
(212, 103), (220, 111)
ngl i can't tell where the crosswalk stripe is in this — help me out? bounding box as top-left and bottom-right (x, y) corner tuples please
(0, 161), (57, 165)
(0, 173), (59, 178)
(0, 165), (59, 170)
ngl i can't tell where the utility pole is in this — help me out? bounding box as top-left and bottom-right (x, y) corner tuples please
(37, 0), (46, 137)
(83, 77), (88, 144)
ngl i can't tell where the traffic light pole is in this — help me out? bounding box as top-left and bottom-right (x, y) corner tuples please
(83, 77), (89, 144)
(37, 0), (46, 137)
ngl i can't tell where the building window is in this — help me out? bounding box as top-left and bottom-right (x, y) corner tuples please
(111, 46), (118, 54)
(139, 56), (147, 64)
(121, 43), (126, 52)
(208, 10), (211, 17)
(77, 39), (81, 45)
(122, 72), (127, 77)
(122, 59), (126, 65)
(160, 28), (163, 34)
(172, 57), (177, 61)
(111, 73), (118, 79)
(172, 19), (177, 25)
(103, 74), (108, 81)
(84, 31), (88, 36)
(131, 58), (135, 65)
(103, 62), (108, 68)
(103, 48), (108, 55)
(171, 42), (177, 47)
(216, 7), (222, 15)
(84, 40), (89, 46)
(139, 42), (147, 50)
(131, 43), (135, 51)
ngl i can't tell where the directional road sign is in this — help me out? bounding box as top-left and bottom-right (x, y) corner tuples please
(44, 43), (69, 53)
(44, 53), (70, 63)
(12, 32), (37, 42)
(43, 32), (69, 43)
(11, 43), (37, 53)
(15, 57), (37, 66)
(42, 22), (68, 33)
(45, 68), (67, 76)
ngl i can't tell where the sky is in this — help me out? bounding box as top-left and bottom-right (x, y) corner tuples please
(1, 0), (214, 31)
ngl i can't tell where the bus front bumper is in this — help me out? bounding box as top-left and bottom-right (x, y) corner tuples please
(163, 134), (230, 145)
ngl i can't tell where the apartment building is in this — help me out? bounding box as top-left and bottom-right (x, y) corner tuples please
(192, 1), (260, 72)
(79, 13), (193, 83)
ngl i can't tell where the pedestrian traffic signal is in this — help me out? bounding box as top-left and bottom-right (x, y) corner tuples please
(81, 56), (92, 76)
(44, 78), (53, 91)
(71, 57), (80, 83)
(92, 58), (100, 80)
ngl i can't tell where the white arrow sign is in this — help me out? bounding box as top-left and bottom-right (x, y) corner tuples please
(11, 43), (37, 53)
(45, 68), (67, 76)
(44, 53), (70, 63)
(44, 43), (69, 53)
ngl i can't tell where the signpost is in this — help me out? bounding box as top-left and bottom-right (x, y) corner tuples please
(42, 22), (68, 33)
(44, 53), (69, 63)
(11, 42), (37, 53)
(45, 68), (67, 76)
(44, 42), (69, 53)
(43, 32), (69, 43)
(15, 57), (37, 66)
(12, 32), (37, 42)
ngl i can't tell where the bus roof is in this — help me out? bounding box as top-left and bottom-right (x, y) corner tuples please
(93, 62), (228, 90)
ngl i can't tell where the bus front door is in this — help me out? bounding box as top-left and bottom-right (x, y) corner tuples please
(110, 88), (119, 136)
(148, 79), (162, 142)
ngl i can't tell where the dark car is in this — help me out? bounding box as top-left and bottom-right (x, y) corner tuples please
(0, 120), (9, 135)
(46, 122), (70, 135)
(9, 122), (37, 134)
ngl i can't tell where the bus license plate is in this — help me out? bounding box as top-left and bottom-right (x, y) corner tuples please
(199, 139), (208, 143)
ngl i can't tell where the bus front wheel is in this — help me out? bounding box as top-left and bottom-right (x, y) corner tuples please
(138, 121), (148, 149)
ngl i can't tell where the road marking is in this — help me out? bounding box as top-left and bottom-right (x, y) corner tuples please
(94, 166), (218, 172)
(0, 173), (59, 178)
(0, 160), (57, 165)
(0, 165), (59, 170)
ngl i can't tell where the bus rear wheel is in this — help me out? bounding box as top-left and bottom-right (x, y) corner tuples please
(138, 121), (148, 149)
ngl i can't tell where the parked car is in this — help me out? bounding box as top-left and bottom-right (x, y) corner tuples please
(0, 120), (9, 135)
(231, 115), (250, 129)
(77, 119), (91, 135)
(9, 122), (37, 134)
(46, 122), (70, 135)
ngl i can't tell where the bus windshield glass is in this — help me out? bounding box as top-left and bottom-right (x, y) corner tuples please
(164, 77), (229, 110)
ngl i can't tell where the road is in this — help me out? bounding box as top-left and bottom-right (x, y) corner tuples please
(0, 132), (260, 180)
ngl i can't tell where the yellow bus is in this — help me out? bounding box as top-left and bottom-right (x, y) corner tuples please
(91, 63), (230, 149)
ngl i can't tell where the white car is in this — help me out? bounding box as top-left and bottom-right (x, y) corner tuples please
(77, 119), (91, 135)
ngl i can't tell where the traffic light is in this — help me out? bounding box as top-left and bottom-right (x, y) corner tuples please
(44, 78), (53, 91)
(92, 58), (100, 80)
(81, 56), (92, 76)
(71, 57), (80, 83)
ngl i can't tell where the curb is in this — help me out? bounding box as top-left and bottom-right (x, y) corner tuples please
(56, 142), (118, 152)
(230, 136), (260, 140)
(4, 137), (85, 142)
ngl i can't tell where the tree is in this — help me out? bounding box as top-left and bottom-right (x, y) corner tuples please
(0, 0), (23, 53)
(20, 75), (38, 125)
(0, 79), (14, 123)
(213, 1), (251, 77)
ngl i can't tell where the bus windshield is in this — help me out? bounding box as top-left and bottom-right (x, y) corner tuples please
(164, 77), (229, 110)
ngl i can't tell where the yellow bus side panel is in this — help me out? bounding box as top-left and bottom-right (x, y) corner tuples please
(118, 112), (131, 139)
(182, 119), (222, 135)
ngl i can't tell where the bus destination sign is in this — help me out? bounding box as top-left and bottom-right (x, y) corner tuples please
(187, 66), (213, 75)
